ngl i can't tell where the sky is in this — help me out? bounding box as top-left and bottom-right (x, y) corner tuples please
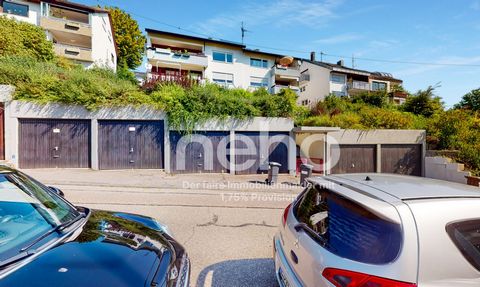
(78, 0), (480, 107)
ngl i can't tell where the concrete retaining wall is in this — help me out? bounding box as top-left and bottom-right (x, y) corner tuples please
(3, 100), (295, 174)
(425, 156), (470, 184)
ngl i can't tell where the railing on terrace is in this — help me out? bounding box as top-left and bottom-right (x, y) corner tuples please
(347, 81), (371, 90)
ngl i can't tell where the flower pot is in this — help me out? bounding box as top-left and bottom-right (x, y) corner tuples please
(465, 175), (480, 187)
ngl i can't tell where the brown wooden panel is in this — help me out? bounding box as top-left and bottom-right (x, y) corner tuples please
(381, 144), (422, 176)
(235, 132), (289, 175)
(330, 144), (376, 174)
(98, 120), (164, 169)
(170, 131), (229, 174)
(19, 119), (90, 168)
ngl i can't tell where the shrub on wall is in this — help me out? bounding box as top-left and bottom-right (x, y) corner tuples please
(0, 16), (56, 61)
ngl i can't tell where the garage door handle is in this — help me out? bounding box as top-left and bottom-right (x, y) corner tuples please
(53, 146), (59, 151)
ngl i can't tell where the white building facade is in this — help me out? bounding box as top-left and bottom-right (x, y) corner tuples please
(145, 29), (301, 94)
(1, 0), (117, 71)
(298, 54), (403, 106)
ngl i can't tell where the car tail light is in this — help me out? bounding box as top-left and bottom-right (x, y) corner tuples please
(282, 203), (292, 227)
(322, 268), (416, 287)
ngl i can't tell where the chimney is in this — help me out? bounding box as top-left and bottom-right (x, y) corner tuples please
(310, 51), (316, 61)
(337, 60), (344, 66)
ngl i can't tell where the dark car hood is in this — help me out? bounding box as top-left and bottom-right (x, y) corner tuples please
(0, 209), (174, 287)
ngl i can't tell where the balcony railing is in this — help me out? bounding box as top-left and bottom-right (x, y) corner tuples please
(146, 48), (208, 67)
(347, 81), (371, 91)
(146, 73), (203, 88)
(54, 43), (92, 62)
(271, 84), (300, 94)
(40, 16), (92, 37)
(272, 65), (300, 79)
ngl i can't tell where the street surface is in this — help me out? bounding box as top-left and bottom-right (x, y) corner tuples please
(24, 169), (303, 287)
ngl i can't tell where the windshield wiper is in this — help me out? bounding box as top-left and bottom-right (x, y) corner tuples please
(19, 212), (86, 253)
(0, 251), (35, 269)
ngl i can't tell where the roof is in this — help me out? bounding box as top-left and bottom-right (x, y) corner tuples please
(305, 60), (371, 76)
(370, 72), (403, 83)
(145, 28), (299, 59)
(311, 173), (480, 202)
(26, 0), (108, 13)
(146, 28), (246, 49)
(293, 126), (341, 133)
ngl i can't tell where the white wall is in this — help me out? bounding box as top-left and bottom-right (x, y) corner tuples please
(298, 61), (331, 106)
(425, 157), (470, 184)
(1, 0), (40, 25)
(90, 13), (117, 71)
(204, 45), (274, 90)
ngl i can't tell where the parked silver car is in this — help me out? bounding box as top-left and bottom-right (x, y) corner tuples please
(274, 173), (480, 287)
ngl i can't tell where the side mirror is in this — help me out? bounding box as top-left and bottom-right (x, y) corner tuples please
(48, 186), (65, 197)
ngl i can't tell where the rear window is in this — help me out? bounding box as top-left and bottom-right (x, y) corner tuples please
(294, 185), (403, 264)
(447, 219), (480, 271)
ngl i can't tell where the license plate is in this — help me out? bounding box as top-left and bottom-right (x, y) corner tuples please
(278, 268), (292, 287)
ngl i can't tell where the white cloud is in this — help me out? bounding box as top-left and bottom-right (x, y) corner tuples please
(314, 33), (363, 44)
(394, 55), (480, 77)
(192, 0), (344, 36)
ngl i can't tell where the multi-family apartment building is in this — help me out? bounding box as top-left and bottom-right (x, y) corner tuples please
(0, 0), (117, 71)
(145, 28), (301, 93)
(298, 52), (404, 106)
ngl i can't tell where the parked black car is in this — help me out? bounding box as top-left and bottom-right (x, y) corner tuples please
(0, 167), (189, 287)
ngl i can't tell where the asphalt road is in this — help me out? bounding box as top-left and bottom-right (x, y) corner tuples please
(24, 169), (303, 287)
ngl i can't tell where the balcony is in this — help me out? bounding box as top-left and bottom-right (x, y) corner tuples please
(40, 17), (92, 37)
(54, 44), (92, 62)
(347, 81), (371, 91)
(271, 84), (300, 94)
(272, 65), (300, 80)
(147, 48), (208, 68)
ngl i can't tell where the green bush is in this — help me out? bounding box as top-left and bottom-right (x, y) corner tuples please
(0, 16), (55, 61)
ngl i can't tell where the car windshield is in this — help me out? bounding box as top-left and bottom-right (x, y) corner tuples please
(0, 171), (78, 259)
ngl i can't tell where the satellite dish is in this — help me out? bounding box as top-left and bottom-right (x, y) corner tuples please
(279, 56), (294, 66)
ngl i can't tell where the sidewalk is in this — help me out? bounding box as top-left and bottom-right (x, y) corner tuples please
(22, 169), (305, 193)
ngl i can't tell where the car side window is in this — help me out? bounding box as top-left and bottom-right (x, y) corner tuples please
(447, 219), (480, 271)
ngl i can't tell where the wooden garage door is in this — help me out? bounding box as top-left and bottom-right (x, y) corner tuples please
(381, 144), (422, 176)
(170, 131), (229, 174)
(235, 132), (289, 175)
(330, 144), (376, 174)
(19, 119), (90, 168)
(98, 120), (164, 169)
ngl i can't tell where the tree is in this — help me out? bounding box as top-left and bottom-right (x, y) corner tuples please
(455, 88), (480, 111)
(0, 16), (55, 61)
(401, 85), (444, 117)
(106, 7), (146, 69)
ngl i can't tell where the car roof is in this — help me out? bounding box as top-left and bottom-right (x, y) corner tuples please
(310, 173), (480, 201)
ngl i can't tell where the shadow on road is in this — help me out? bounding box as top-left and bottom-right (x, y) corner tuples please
(196, 258), (279, 287)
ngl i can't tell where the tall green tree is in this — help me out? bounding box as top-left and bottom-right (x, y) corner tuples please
(106, 7), (146, 69)
(455, 88), (480, 111)
(0, 16), (55, 61)
(401, 85), (444, 117)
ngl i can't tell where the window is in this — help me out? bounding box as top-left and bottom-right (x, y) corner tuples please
(330, 73), (346, 84)
(294, 185), (402, 264)
(447, 219), (480, 271)
(300, 86), (306, 92)
(372, 81), (387, 91)
(250, 77), (268, 88)
(301, 99), (310, 106)
(2, 1), (29, 17)
(212, 72), (234, 87)
(250, 58), (268, 68)
(213, 51), (233, 63)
